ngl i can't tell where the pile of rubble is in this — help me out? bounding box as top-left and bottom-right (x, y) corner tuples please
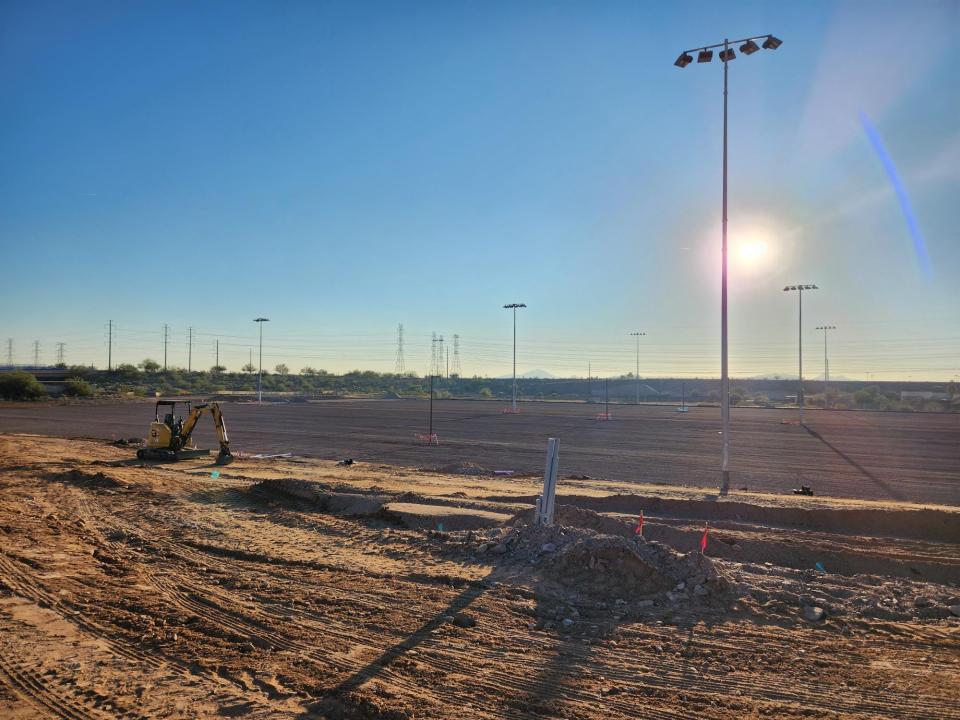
(469, 505), (729, 604)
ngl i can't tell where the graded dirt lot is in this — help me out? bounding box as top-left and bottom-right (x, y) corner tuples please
(0, 399), (957, 505)
(0, 434), (958, 719)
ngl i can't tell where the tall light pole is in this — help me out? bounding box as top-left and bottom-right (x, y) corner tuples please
(674, 33), (782, 490)
(816, 325), (836, 408)
(783, 285), (817, 423)
(503, 303), (526, 412)
(629, 332), (645, 404)
(254, 317), (270, 405)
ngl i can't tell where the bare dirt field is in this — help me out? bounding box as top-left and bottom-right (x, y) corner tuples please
(0, 434), (958, 719)
(0, 399), (957, 505)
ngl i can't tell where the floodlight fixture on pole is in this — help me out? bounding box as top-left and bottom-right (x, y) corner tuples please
(503, 303), (526, 412)
(674, 31), (782, 492)
(629, 332), (646, 405)
(254, 317), (270, 405)
(783, 285), (818, 423)
(816, 325), (837, 407)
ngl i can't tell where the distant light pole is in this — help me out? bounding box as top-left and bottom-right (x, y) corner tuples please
(254, 317), (270, 405)
(783, 285), (817, 423)
(675, 34), (782, 488)
(629, 332), (645, 404)
(503, 303), (526, 412)
(816, 325), (836, 408)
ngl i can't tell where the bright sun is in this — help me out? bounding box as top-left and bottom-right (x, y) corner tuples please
(731, 224), (777, 271)
(737, 239), (769, 265)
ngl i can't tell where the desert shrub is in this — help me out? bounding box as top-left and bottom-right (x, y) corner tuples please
(63, 378), (94, 397)
(479, 387), (493, 398)
(0, 371), (47, 400)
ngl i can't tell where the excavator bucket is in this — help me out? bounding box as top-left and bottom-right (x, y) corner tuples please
(215, 448), (234, 466)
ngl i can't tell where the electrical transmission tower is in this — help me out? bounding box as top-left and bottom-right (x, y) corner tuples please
(56, 342), (65, 365)
(431, 333), (444, 376)
(163, 324), (169, 371)
(394, 324), (405, 374)
(452, 334), (462, 377)
(33, 340), (40, 367)
(6, 339), (13, 366)
(187, 326), (194, 372)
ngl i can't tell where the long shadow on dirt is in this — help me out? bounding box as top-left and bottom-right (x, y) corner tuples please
(801, 424), (905, 501)
(300, 581), (489, 719)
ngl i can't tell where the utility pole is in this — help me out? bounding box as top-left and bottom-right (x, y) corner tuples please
(446, 346), (449, 379)
(254, 318), (270, 404)
(429, 374), (434, 437)
(163, 324), (169, 371)
(33, 340), (40, 367)
(56, 342), (65, 365)
(674, 32), (782, 491)
(629, 332), (646, 404)
(588, 361), (591, 402)
(503, 303), (527, 412)
(187, 326), (193, 372)
(395, 323), (405, 374)
(784, 285), (818, 424)
(816, 325), (836, 408)
(215, 339), (220, 374)
(107, 319), (113, 371)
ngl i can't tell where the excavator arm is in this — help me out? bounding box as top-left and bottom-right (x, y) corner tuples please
(180, 402), (234, 465)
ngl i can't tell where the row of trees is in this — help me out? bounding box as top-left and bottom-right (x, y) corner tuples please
(134, 359), (300, 375)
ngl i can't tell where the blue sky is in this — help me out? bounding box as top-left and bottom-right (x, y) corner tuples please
(1, 0), (958, 380)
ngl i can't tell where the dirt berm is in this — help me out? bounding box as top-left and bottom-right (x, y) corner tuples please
(485, 492), (960, 543)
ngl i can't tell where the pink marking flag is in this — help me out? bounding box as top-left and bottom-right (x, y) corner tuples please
(634, 510), (644, 537)
(700, 522), (709, 553)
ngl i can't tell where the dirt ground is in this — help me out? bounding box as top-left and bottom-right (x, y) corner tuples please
(0, 399), (958, 505)
(1, 433), (958, 719)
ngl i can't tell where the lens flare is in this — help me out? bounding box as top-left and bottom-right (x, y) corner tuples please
(859, 111), (932, 279)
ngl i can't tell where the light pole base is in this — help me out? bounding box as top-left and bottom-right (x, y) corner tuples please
(720, 470), (730, 496)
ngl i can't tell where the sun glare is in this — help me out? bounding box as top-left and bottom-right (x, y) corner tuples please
(737, 239), (768, 265)
(731, 224), (777, 272)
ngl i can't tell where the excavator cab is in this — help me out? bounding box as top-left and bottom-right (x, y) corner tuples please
(137, 400), (233, 465)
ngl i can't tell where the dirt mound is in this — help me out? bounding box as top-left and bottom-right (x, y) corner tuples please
(484, 506), (729, 602)
(428, 461), (490, 476)
(252, 479), (392, 516)
(49, 469), (125, 489)
(552, 505), (634, 537)
(544, 535), (673, 598)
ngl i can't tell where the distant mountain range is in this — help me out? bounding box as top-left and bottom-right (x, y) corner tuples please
(497, 369), (556, 379)
(743, 374), (853, 381)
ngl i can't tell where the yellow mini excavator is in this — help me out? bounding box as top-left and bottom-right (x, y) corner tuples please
(137, 400), (234, 465)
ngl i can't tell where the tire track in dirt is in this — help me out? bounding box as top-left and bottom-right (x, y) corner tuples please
(97, 485), (960, 720)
